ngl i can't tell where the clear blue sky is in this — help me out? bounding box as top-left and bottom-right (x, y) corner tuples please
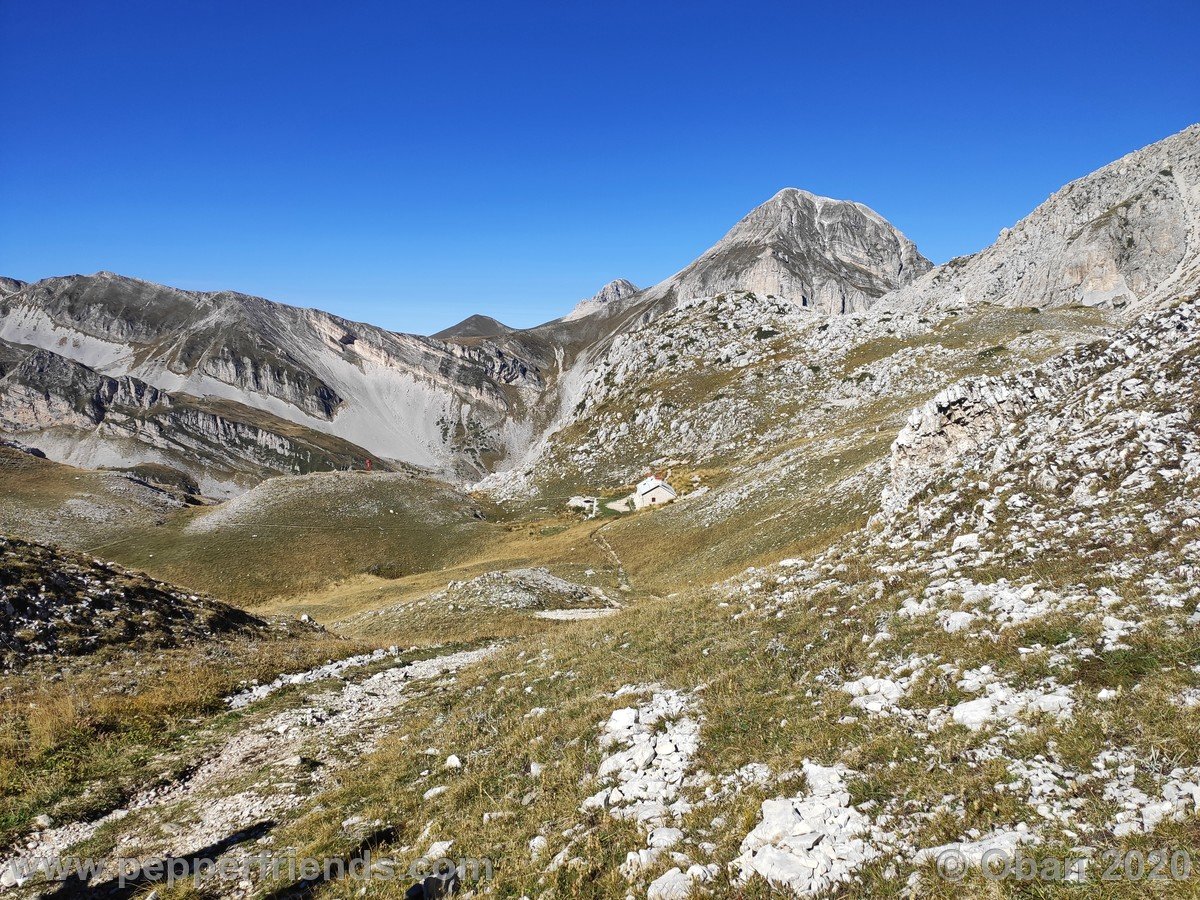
(2, 1), (1196, 334)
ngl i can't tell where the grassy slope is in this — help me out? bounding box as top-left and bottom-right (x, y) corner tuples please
(110, 472), (492, 605)
(0, 623), (377, 847)
(280, 526), (1197, 900)
(0, 456), (490, 606)
(0, 447), (187, 548)
(258, 514), (629, 645)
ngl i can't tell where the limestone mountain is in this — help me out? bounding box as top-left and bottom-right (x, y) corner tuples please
(635, 188), (931, 314)
(0, 338), (395, 495)
(0, 272), (548, 489)
(0, 190), (932, 494)
(492, 125), (1200, 503)
(2, 126), (1197, 504)
(563, 277), (640, 321)
(889, 122), (1200, 315)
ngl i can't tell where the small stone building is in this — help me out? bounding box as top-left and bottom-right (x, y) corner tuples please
(633, 475), (677, 509)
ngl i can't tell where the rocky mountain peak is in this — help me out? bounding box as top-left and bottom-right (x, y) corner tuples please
(638, 188), (931, 315)
(731, 187), (886, 236)
(563, 278), (641, 321)
(591, 278), (639, 305)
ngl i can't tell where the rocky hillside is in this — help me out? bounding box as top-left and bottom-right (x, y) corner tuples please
(0, 338), (392, 496)
(0, 182), (934, 495)
(0, 272), (548, 484)
(0, 535), (268, 670)
(484, 125), (1197, 507)
(889, 123), (1200, 315)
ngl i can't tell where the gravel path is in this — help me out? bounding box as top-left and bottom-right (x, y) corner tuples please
(1, 645), (496, 895)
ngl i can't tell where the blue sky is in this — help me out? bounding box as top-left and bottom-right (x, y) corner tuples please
(2, 1), (1196, 334)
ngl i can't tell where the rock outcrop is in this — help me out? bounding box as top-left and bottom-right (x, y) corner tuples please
(889, 123), (1200, 315)
(563, 278), (641, 321)
(886, 269), (1200, 512)
(0, 535), (269, 670)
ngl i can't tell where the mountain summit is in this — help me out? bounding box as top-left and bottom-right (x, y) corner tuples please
(640, 188), (931, 314)
(563, 278), (640, 321)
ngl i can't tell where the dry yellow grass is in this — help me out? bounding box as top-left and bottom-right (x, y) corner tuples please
(0, 630), (377, 844)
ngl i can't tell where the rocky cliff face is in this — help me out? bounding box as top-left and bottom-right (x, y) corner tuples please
(890, 124), (1200, 315)
(0, 343), (168, 429)
(880, 123), (1200, 513)
(0, 338), (392, 495)
(637, 188), (931, 315)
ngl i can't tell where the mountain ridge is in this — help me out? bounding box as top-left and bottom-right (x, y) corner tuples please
(3, 126), (1197, 499)
(888, 122), (1200, 315)
(0, 187), (933, 492)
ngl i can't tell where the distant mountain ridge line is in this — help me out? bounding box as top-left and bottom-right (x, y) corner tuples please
(1, 123), (1197, 494)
